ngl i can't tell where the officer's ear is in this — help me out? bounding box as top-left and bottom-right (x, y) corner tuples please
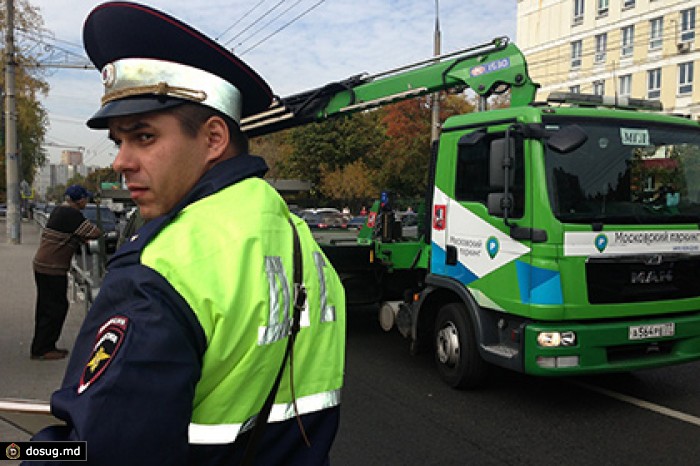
(202, 115), (230, 163)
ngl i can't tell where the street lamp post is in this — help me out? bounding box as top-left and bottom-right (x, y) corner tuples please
(5, 0), (21, 244)
(430, 0), (441, 144)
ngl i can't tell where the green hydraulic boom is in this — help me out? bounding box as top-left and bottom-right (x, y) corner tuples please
(240, 36), (538, 137)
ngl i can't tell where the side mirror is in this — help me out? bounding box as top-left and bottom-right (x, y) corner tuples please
(487, 193), (513, 217)
(489, 138), (515, 188)
(547, 124), (588, 153)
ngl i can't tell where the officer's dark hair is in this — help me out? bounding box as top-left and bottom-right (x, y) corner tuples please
(168, 102), (249, 155)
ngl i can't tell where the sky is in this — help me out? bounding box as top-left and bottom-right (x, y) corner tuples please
(23, 0), (517, 167)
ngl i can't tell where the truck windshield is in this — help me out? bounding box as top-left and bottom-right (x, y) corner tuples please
(544, 117), (700, 225)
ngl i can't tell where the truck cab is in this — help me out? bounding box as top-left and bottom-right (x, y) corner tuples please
(420, 95), (700, 387)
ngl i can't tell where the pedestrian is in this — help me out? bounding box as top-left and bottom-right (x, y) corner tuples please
(25, 2), (346, 466)
(30, 184), (101, 361)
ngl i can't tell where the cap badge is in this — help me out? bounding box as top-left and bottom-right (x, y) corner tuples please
(101, 63), (116, 88)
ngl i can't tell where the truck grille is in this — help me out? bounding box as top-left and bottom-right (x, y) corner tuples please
(586, 254), (700, 304)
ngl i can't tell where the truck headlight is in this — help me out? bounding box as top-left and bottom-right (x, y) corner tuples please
(537, 331), (577, 347)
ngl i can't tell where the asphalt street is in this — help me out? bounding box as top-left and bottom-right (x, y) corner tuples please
(0, 220), (85, 465)
(3, 219), (700, 465)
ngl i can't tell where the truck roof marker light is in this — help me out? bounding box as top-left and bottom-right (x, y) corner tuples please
(547, 92), (663, 112)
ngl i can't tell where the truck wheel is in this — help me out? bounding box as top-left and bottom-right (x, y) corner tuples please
(434, 303), (487, 389)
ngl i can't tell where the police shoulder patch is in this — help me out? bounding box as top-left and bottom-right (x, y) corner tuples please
(78, 316), (129, 394)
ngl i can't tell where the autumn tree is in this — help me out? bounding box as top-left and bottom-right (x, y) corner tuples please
(250, 130), (294, 179)
(86, 167), (120, 193)
(0, 0), (51, 201)
(284, 111), (386, 200)
(377, 93), (475, 199)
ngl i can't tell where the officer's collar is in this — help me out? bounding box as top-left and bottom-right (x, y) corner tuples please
(108, 153), (269, 265)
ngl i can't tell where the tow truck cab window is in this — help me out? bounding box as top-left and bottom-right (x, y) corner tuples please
(455, 133), (525, 218)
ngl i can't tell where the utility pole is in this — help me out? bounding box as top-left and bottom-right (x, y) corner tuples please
(430, 0), (441, 143)
(5, 0), (21, 244)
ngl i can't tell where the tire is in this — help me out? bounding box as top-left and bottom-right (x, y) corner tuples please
(434, 302), (487, 389)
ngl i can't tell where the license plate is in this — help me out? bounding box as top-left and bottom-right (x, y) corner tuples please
(628, 323), (675, 340)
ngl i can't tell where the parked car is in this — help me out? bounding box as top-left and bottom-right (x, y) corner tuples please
(0, 203), (30, 218)
(81, 204), (119, 253)
(399, 211), (419, 237)
(346, 215), (368, 230)
(302, 211), (347, 230)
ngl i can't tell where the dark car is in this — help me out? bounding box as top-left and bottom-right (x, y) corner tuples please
(400, 211), (419, 237)
(303, 211), (347, 230)
(346, 215), (368, 230)
(81, 204), (119, 253)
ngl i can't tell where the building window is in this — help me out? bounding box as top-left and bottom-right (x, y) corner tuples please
(597, 0), (609, 17)
(680, 8), (696, 43)
(595, 33), (607, 63)
(593, 80), (605, 96)
(570, 85), (581, 94)
(649, 17), (663, 49)
(679, 62), (694, 94)
(623, 0), (635, 9)
(647, 68), (661, 99)
(619, 74), (632, 97)
(621, 25), (634, 57)
(573, 0), (584, 25)
(571, 40), (582, 69)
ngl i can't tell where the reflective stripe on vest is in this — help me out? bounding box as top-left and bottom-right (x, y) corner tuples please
(188, 388), (341, 445)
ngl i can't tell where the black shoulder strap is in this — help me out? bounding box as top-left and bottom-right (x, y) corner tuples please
(241, 219), (306, 465)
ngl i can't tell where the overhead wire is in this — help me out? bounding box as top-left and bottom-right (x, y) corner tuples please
(228, 0), (303, 51)
(224, 0), (286, 48)
(215, 0), (267, 41)
(30, 2), (695, 167)
(239, 0), (326, 56)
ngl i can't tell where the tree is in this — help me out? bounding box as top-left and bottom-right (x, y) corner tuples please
(250, 130), (294, 179)
(284, 111), (386, 201)
(318, 159), (378, 200)
(0, 0), (51, 201)
(86, 167), (120, 193)
(377, 93), (475, 198)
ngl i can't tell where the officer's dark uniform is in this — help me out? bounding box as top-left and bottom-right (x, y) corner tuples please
(24, 3), (346, 465)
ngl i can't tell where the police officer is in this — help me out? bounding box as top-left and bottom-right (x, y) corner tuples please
(26, 2), (345, 465)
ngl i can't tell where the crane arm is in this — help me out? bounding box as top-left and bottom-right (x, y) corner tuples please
(241, 37), (537, 137)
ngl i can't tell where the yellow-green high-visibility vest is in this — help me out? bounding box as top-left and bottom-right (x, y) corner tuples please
(141, 177), (346, 445)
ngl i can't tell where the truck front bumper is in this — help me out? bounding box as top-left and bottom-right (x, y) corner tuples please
(523, 311), (700, 376)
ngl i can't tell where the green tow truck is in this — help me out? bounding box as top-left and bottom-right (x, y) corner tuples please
(243, 37), (700, 388)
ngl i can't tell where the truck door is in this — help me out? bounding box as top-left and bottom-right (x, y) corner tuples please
(432, 129), (531, 307)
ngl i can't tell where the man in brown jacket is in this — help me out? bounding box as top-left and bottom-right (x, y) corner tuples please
(31, 185), (102, 360)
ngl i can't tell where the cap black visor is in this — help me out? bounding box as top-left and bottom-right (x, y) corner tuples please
(87, 96), (186, 129)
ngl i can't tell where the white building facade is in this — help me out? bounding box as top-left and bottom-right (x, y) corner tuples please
(517, 0), (699, 118)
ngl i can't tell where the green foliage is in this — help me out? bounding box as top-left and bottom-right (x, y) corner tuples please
(258, 92), (476, 205)
(0, 0), (50, 201)
(86, 167), (120, 193)
(250, 130), (294, 179)
(283, 111), (386, 198)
